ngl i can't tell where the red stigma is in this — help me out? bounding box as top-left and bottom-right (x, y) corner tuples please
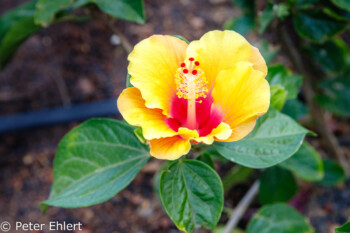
(195, 61), (200, 66)
(189, 57), (194, 61)
(183, 69), (189, 74)
(192, 70), (197, 75)
(181, 63), (186, 67)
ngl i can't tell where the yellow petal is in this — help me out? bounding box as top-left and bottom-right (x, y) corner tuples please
(186, 30), (267, 88)
(128, 35), (188, 116)
(177, 127), (199, 139)
(226, 116), (257, 141)
(149, 136), (191, 160)
(195, 122), (232, 144)
(212, 62), (270, 142)
(250, 46), (267, 76)
(148, 128), (199, 160)
(117, 87), (177, 140)
(211, 122), (233, 140)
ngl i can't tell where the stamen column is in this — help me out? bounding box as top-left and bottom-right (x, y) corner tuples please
(186, 75), (196, 129)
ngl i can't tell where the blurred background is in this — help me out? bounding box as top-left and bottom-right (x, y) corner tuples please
(1, 0), (350, 232)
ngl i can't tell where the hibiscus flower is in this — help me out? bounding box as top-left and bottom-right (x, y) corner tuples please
(118, 30), (270, 160)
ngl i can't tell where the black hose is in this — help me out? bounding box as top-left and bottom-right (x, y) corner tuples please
(0, 98), (120, 134)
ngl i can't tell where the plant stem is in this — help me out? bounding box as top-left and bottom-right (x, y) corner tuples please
(279, 25), (350, 174)
(222, 180), (259, 233)
(89, 7), (133, 54)
(105, 17), (133, 54)
(50, 61), (71, 106)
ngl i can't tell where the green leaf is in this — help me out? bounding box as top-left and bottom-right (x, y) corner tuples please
(0, 17), (41, 69)
(317, 159), (346, 187)
(214, 108), (308, 169)
(73, 0), (145, 24)
(258, 3), (275, 34)
(42, 118), (150, 208)
(335, 221), (350, 233)
(266, 65), (303, 100)
(232, 0), (255, 16)
(222, 165), (252, 193)
(293, 10), (347, 43)
(276, 3), (290, 19)
(323, 7), (350, 22)
(34, 0), (73, 27)
(126, 73), (133, 87)
(224, 15), (255, 36)
(331, 0), (350, 11)
(173, 35), (190, 44)
(160, 160), (223, 233)
(259, 166), (298, 204)
(0, 0), (37, 41)
(293, 0), (319, 9)
(134, 127), (146, 144)
(306, 39), (348, 74)
(202, 147), (228, 163)
(270, 85), (287, 110)
(197, 153), (215, 169)
(257, 3), (289, 34)
(282, 99), (308, 121)
(247, 203), (314, 233)
(153, 162), (168, 202)
(316, 72), (350, 117)
(0, 0), (41, 69)
(280, 142), (324, 181)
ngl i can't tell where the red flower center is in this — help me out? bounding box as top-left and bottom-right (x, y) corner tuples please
(166, 58), (223, 137)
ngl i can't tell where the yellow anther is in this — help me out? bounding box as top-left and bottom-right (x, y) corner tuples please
(174, 65), (208, 101)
